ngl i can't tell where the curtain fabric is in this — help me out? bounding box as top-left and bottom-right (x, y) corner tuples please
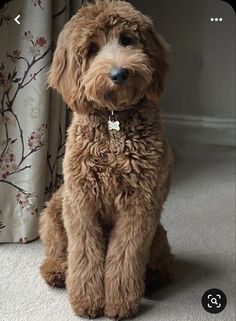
(0, 0), (81, 243)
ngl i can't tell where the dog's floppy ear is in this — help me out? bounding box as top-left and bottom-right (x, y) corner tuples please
(48, 25), (82, 110)
(141, 17), (170, 102)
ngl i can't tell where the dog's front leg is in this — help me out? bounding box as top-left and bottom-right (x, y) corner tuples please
(104, 196), (158, 320)
(63, 195), (105, 318)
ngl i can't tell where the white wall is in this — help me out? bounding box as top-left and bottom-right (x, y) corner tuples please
(130, 0), (235, 145)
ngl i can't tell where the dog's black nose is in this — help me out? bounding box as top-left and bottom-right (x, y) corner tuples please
(110, 68), (128, 84)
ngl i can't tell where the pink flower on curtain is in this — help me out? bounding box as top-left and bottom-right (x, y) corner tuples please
(36, 37), (47, 47)
(0, 150), (19, 179)
(16, 191), (38, 215)
(24, 30), (34, 41)
(27, 123), (47, 150)
(24, 31), (47, 57)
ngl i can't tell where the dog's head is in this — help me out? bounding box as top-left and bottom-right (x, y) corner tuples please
(48, 0), (170, 112)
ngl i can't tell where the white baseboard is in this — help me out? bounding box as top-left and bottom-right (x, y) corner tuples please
(161, 113), (236, 146)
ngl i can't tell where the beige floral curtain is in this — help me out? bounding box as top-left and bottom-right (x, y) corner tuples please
(0, 0), (81, 243)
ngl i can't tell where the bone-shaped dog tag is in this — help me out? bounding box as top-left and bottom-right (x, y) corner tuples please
(108, 111), (120, 131)
(108, 120), (120, 131)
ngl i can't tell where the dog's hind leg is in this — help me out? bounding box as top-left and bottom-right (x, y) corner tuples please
(145, 223), (175, 295)
(39, 185), (68, 288)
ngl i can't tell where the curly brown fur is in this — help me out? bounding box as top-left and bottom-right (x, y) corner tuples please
(39, 185), (68, 287)
(40, 256), (67, 288)
(40, 1), (175, 319)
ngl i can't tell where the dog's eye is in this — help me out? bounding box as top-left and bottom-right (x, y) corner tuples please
(88, 42), (99, 56)
(119, 34), (134, 47)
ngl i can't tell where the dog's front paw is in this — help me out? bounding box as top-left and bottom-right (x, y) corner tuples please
(40, 257), (67, 288)
(105, 298), (140, 320)
(70, 294), (104, 319)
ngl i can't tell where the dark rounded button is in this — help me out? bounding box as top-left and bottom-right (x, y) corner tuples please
(201, 288), (227, 314)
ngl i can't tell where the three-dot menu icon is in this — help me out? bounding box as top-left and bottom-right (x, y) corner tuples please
(210, 17), (223, 22)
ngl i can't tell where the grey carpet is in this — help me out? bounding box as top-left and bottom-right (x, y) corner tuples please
(0, 143), (235, 321)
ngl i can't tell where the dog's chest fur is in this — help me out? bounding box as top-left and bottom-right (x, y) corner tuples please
(63, 108), (168, 225)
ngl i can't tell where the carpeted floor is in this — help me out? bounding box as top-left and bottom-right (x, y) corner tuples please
(0, 143), (235, 321)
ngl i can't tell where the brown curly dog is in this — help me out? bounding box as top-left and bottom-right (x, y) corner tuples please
(39, 0), (175, 319)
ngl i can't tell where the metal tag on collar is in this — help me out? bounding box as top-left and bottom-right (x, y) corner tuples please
(108, 111), (120, 131)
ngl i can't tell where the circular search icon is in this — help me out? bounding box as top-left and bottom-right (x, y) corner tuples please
(202, 288), (227, 314)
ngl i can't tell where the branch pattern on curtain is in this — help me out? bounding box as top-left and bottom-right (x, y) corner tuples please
(0, 0), (79, 243)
